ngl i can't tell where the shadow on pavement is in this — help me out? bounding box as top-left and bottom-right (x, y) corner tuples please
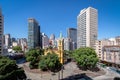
(114, 77), (120, 80)
(61, 73), (92, 80)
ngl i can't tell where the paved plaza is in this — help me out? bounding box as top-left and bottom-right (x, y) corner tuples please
(17, 62), (120, 80)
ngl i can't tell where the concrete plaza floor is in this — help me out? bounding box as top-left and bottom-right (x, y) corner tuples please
(17, 62), (120, 80)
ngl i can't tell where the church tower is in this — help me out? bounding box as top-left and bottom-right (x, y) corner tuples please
(58, 32), (64, 64)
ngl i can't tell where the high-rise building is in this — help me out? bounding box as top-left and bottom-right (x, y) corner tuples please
(64, 38), (71, 51)
(77, 7), (98, 48)
(0, 8), (4, 54)
(4, 34), (11, 47)
(67, 28), (77, 50)
(67, 28), (77, 43)
(42, 33), (49, 49)
(28, 18), (42, 49)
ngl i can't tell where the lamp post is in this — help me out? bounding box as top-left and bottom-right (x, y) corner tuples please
(61, 65), (63, 79)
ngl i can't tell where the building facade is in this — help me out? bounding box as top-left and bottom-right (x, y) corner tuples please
(102, 46), (120, 66)
(4, 34), (11, 48)
(64, 38), (71, 51)
(77, 7), (98, 48)
(67, 28), (77, 50)
(42, 33), (49, 49)
(95, 39), (112, 60)
(17, 38), (27, 51)
(95, 37), (120, 67)
(28, 18), (42, 49)
(0, 8), (4, 54)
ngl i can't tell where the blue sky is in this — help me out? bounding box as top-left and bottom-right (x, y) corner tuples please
(0, 0), (120, 39)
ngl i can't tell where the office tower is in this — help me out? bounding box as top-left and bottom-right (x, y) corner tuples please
(77, 7), (98, 48)
(67, 28), (77, 50)
(28, 18), (41, 49)
(67, 28), (77, 43)
(4, 34), (11, 47)
(64, 38), (71, 51)
(42, 33), (49, 49)
(0, 8), (4, 54)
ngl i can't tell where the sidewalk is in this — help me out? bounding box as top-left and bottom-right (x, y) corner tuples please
(93, 67), (120, 80)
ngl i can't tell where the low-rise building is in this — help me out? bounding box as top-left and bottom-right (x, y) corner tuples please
(95, 37), (120, 67)
(102, 45), (120, 67)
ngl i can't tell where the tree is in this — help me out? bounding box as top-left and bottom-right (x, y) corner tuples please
(13, 46), (22, 52)
(39, 53), (62, 72)
(73, 47), (99, 70)
(26, 49), (43, 69)
(0, 56), (26, 80)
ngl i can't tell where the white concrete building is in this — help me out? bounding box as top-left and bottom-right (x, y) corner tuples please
(77, 7), (98, 48)
(4, 34), (11, 47)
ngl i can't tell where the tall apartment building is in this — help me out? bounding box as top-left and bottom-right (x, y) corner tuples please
(0, 8), (4, 54)
(4, 34), (11, 47)
(28, 18), (42, 49)
(77, 7), (98, 48)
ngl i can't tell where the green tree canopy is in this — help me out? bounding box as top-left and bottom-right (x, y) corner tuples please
(13, 46), (22, 52)
(0, 56), (26, 80)
(73, 47), (99, 70)
(26, 48), (44, 69)
(39, 53), (62, 72)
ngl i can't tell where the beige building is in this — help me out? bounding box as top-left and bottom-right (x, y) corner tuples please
(95, 39), (112, 60)
(77, 7), (98, 48)
(102, 46), (120, 66)
(0, 8), (4, 54)
(95, 37), (120, 66)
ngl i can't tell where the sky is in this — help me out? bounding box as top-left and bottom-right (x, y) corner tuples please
(0, 0), (120, 39)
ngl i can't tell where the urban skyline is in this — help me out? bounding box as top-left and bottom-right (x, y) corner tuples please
(0, 0), (120, 39)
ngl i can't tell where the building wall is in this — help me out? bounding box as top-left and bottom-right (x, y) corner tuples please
(0, 9), (3, 54)
(95, 37), (120, 65)
(28, 18), (41, 49)
(95, 39), (111, 60)
(42, 33), (49, 49)
(4, 34), (11, 47)
(77, 7), (98, 48)
(67, 28), (77, 50)
(103, 46), (120, 65)
(64, 38), (71, 51)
